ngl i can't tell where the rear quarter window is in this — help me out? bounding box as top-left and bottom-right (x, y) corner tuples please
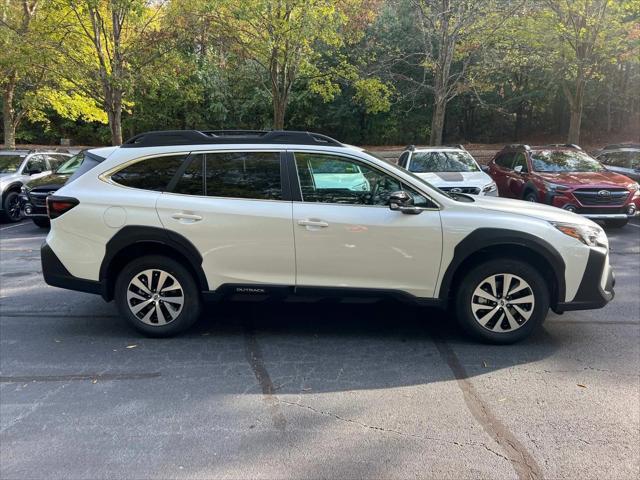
(110, 155), (187, 191)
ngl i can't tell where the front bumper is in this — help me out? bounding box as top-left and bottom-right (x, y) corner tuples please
(554, 248), (614, 312)
(546, 191), (637, 219)
(19, 193), (48, 217)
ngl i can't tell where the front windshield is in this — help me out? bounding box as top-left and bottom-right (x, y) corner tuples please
(0, 155), (25, 174)
(409, 151), (479, 173)
(56, 152), (85, 174)
(531, 150), (605, 172)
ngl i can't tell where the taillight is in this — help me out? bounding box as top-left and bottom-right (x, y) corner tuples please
(47, 196), (79, 219)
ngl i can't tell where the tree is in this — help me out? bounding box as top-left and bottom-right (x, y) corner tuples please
(543, 0), (638, 144)
(409, 0), (522, 145)
(1, 0), (40, 147)
(50, 0), (170, 145)
(185, 0), (378, 129)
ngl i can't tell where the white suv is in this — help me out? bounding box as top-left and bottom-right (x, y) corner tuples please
(41, 130), (615, 343)
(398, 146), (498, 196)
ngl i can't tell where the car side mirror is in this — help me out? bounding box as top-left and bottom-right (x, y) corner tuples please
(480, 165), (489, 173)
(389, 191), (422, 215)
(27, 168), (42, 175)
(513, 165), (523, 173)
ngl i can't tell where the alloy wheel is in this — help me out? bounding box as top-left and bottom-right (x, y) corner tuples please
(126, 269), (184, 325)
(6, 194), (21, 221)
(471, 273), (535, 332)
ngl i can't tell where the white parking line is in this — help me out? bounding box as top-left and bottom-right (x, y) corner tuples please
(0, 222), (31, 232)
(628, 222), (640, 228)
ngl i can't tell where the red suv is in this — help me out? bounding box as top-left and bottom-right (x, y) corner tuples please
(487, 144), (639, 228)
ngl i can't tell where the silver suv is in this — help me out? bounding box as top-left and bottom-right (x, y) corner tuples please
(0, 150), (72, 222)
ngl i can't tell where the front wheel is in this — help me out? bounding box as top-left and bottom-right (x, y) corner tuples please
(114, 255), (202, 337)
(1, 191), (22, 222)
(524, 191), (538, 203)
(455, 259), (549, 344)
(604, 218), (628, 229)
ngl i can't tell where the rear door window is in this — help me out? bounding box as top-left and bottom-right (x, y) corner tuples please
(111, 155), (186, 191)
(173, 151), (282, 200)
(495, 153), (515, 169)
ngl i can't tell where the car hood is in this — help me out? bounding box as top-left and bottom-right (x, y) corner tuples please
(24, 173), (69, 191)
(0, 172), (22, 187)
(470, 195), (598, 226)
(0, 172), (20, 180)
(535, 171), (634, 187)
(414, 171), (491, 187)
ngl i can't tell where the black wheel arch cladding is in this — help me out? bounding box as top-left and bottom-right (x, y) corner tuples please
(438, 228), (566, 307)
(100, 225), (209, 299)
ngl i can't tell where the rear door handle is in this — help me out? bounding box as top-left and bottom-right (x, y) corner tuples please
(298, 219), (329, 228)
(171, 213), (203, 222)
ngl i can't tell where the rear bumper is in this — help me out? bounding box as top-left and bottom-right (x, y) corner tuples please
(554, 248), (614, 312)
(41, 242), (106, 298)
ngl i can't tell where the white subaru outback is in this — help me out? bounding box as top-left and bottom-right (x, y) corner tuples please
(41, 130), (615, 343)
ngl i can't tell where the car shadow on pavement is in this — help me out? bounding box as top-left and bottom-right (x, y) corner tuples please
(31, 297), (561, 394)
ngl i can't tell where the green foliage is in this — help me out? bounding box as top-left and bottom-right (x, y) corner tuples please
(4, 0), (639, 146)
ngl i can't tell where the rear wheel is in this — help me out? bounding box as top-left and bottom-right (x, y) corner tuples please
(115, 255), (201, 337)
(604, 218), (628, 229)
(1, 191), (22, 222)
(455, 259), (549, 344)
(32, 217), (50, 228)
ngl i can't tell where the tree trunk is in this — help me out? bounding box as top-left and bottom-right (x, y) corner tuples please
(107, 90), (123, 145)
(565, 78), (585, 145)
(2, 82), (16, 149)
(430, 95), (447, 145)
(272, 91), (286, 130)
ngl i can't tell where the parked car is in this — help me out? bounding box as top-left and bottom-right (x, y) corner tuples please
(487, 144), (639, 228)
(19, 149), (108, 228)
(42, 130), (614, 343)
(0, 149), (72, 222)
(594, 144), (640, 182)
(398, 146), (498, 196)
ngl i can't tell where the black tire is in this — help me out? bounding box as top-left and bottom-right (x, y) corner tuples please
(114, 255), (202, 337)
(604, 218), (628, 229)
(32, 217), (50, 228)
(455, 258), (549, 344)
(524, 191), (538, 203)
(1, 191), (22, 222)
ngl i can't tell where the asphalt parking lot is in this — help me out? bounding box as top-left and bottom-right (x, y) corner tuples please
(0, 218), (638, 479)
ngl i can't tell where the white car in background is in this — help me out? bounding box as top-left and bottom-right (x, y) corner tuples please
(398, 146), (498, 196)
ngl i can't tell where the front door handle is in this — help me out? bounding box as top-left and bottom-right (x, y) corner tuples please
(298, 219), (329, 228)
(171, 213), (203, 222)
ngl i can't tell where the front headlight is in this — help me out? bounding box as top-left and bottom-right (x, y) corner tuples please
(482, 182), (497, 193)
(628, 183), (639, 198)
(544, 181), (570, 193)
(550, 222), (607, 247)
(20, 185), (28, 194)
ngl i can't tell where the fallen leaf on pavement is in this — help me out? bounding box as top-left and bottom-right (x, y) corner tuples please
(577, 384), (587, 388)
